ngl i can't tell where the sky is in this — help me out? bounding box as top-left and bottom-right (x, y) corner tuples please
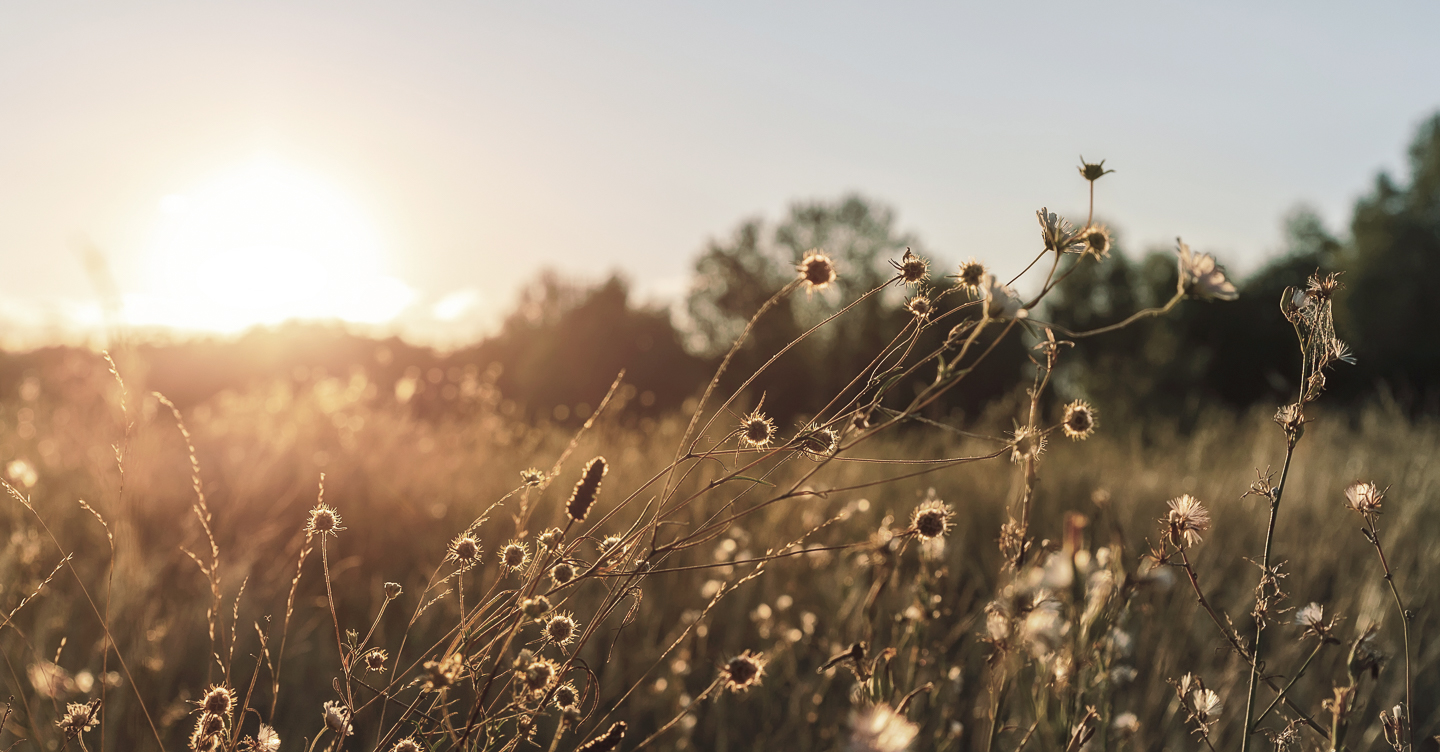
(2, 1), (1439, 347)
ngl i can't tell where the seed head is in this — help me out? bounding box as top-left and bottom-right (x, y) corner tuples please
(904, 293), (933, 321)
(739, 409), (776, 449)
(423, 652), (464, 691)
(544, 613), (579, 646)
(567, 457), (608, 523)
(538, 527), (564, 549)
(363, 648), (389, 673)
(1305, 270), (1343, 302)
(1295, 602), (1339, 642)
(550, 562), (576, 587)
(57, 700), (99, 739)
(1078, 156), (1114, 183)
(322, 701), (352, 737)
(1037, 207), (1084, 254)
(1008, 426), (1046, 464)
(392, 738), (423, 752)
(191, 712), (226, 751)
(956, 259), (987, 293)
(384, 581), (403, 599)
(797, 424), (839, 459)
(199, 684), (233, 717)
(447, 534), (482, 570)
(890, 249), (929, 285)
(501, 541), (530, 570)
(305, 502), (344, 537)
(910, 497), (954, 541)
(984, 275), (1026, 320)
(553, 682), (580, 710)
(1345, 480), (1384, 515)
(521, 467), (546, 487)
(1079, 224), (1112, 259)
(253, 724), (281, 752)
(523, 657), (559, 691)
(797, 249), (837, 291)
(522, 595), (552, 619)
(1061, 400), (1097, 440)
(1165, 495), (1211, 548)
(720, 650), (766, 693)
(1191, 688), (1222, 727)
(1176, 239), (1238, 301)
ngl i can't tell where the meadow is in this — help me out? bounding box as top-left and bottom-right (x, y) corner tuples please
(2, 170), (1435, 752)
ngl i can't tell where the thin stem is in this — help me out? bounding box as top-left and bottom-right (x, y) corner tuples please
(1253, 641), (1324, 727)
(1366, 514), (1413, 751)
(1241, 440), (1299, 752)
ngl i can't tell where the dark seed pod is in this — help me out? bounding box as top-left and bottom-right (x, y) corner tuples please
(576, 721), (626, 752)
(567, 457), (607, 523)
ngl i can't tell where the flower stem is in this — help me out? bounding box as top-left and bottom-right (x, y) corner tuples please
(1366, 514), (1413, 751)
(1240, 434), (1299, 752)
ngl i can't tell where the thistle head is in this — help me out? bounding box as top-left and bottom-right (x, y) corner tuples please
(797, 250), (837, 291)
(720, 650), (766, 693)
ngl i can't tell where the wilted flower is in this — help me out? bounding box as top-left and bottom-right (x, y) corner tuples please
(739, 409), (776, 449)
(551, 561), (576, 586)
(1037, 207), (1084, 254)
(384, 581), (403, 599)
(983, 275), (1027, 319)
(423, 652), (464, 691)
(1061, 400), (1097, 440)
(56, 700), (99, 739)
(1176, 239), (1238, 301)
(447, 533), (482, 570)
(890, 249), (929, 285)
(322, 701), (352, 737)
(847, 703), (918, 752)
(1344, 480), (1384, 515)
(798, 249), (837, 291)
(955, 259), (987, 293)
(1077, 157), (1114, 183)
(521, 467), (546, 487)
(904, 293), (933, 321)
(1166, 495), (1211, 547)
(1295, 602), (1339, 642)
(544, 613), (579, 646)
(1079, 224), (1112, 259)
(720, 650), (766, 693)
(523, 658), (559, 691)
(1008, 425), (1046, 464)
(538, 527), (564, 549)
(501, 541), (530, 571)
(522, 595), (552, 618)
(1111, 711), (1139, 735)
(797, 424), (839, 458)
(910, 496), (954, 542)
(200, 684), (234, 718)
(363, 648), (389, 673)
(253, 724), (281, 752)
(1192, 689), (1222, 728)
(392, 738), (422, 752)
(553, 682), (580, 710)
(305, 502), (344, 537)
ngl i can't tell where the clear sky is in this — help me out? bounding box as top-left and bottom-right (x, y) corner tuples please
(3, 2), (1438, 346)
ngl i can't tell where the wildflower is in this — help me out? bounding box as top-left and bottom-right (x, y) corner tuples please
(575, 722), (627, 752)
(1344, 480), (1384, 515)
(253, 724), (281, 752)
(797, 249), (837, 291)
(910, 495), (954, 541)
(955, 259), (987, 293)
(551, 561), (576, 586)
(739, 409), (776, 449)
(363, 648), (389, 673)
(305, 502), (344, 537)
(1295, 602), (1340, 643)
(983, 275), (1026, 319)
(1008, 425), (1046, 464)
(1192, 689), (1222, 728)
(553, 681), (580, 709)
(447, 533), (482, 570)
(1037, 207), (1084, 254)
(322, 701), (352, 737)
(384, 581), (403, 599)
(1175, 239), (1238, 301)
(1078, 156), (1114, 183)
(392, 738), (423, 752)
(567, 457), (608, 523)
(521, 467), (546, 487)
(56, 700), (99, 739)
(1166, 495), (1211, 547)
(797, 424), (839, 458)
(720, 650), (766, 693)
(1061, 400), (1097, 440)
(200, 684), (234, 718)
(522, 595), (552, 618)
(1079, 224), (1112, 259)
(890, 248), (929, 285)
(501, 541), (530, 571)
(904, 293), (933, 321)
(523, 657), (559, 691)
(848, 703), (919, 752)
(544, 613), (579, 646)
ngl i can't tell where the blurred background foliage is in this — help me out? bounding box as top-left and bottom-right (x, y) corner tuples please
(4, 114), (1440, 432)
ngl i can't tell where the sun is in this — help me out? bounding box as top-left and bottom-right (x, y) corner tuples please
(130, 158), (413, 332)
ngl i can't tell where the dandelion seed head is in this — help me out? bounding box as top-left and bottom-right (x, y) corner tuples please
(254, 724), (281, 752)
(798, 250), (837, 291)
(1061, 400), (1097, 440)
(721, 650), (765, 693)
(1192, 688), (1222, 725)
(1166, 495), (1211, 547)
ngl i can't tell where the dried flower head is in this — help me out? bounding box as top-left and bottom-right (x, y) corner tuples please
(195, 684), (233, 718)
(1306, 270), (1343, 302)
(1176, 239), (1238, 301)
(363, 648), (389, 673)
(1008, 425), (1046, 464)
(910, 496), (954, 541)
(538, 527), (564, 549)
(191, 712), (226, 751)
(1061, 400), (1097, 440)
(890, 249), (929, 285)
(501, 541), (530, 571)
(521, 467), (546, 487)
(849, 703), (919, 752)
(567, 457), (608, 523)
(523, 657), (559, 691)
(57, 700), (99, 739)
(1344, 480), (1384, 515)
(984, 275), (1027, 320)
(305, 502), (344, 537)
(904, 293), (933, 321)
(739, 409), (776, 449)
(252, 724), (281, 752)
(322, 701), (352, 737)
(551, 561), (576, 586)
(797, 249), (837, 291)
(384, 581), (403, 599)
(1079, 224), (1112, 259)
(797, 424), (839, 458)
(423, 652), (464, 691)
(1191, 688), (1222, 727)
(1078, 156), (1114, 182)
(955, 259), (988, 293)
(1166, 495), (1211, 548)
(553, 681), (580, 709)
(392, 738), (422, 752)
(447, 533), (482, 570)
(544, 613), (579, 646)
(522, 595), (552, 619)
(1295, 602), (1340, 642)
(1037, 207), (1084, 254)
(720, 650), (766, 693)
